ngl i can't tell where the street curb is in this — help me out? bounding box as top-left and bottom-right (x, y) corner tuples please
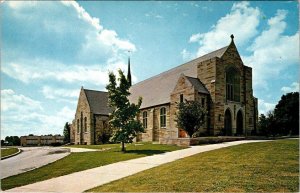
(1, 148), (22, 160)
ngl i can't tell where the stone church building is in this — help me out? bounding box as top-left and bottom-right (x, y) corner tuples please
(70, 35), (258, 145)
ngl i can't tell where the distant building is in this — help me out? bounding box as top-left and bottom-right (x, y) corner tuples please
(71, 35), (258, 145)
(20, 135), (64, 146)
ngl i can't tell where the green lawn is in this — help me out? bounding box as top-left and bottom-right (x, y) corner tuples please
(89, 139), (299, 192)
(1, 142), (184, 190)
(1, 148), (19, 158)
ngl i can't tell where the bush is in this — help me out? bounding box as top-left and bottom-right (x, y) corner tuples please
(50, 142), (62, 147)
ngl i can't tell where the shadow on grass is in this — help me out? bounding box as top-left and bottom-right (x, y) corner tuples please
(124, 150), (167, 156)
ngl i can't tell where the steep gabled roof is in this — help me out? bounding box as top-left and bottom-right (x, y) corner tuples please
(83, 89), (112, 115)
(129, 45), (228, 108)
(185, 76), (209, 94)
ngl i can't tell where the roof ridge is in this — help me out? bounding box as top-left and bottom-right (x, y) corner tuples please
(131, 45), (229, 87)
(83, 88), (107, 93)
(185, 75), (198, 79)
(184, 76), (210, 94)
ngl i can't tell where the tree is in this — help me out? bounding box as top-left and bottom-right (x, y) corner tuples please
(274, 92), (299, 135)
(266, 111), (279, 137)
(63, 122), (70, 143)
(106, 69), (144, 152)
(176, 100), (206, 138)
(258, 114), (268, 136)
(4, 136), (20, 146)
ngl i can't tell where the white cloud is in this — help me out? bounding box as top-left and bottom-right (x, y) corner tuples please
(1, 89), (42, 112)
(1, 57), (132, 87)
(258, 99), (276, 115)
(188, 1), (260, 57)
(242, 10), (299, 90)
(181, 49), (194, 61)
(3, 1), (136, 82)
(281, 82), (299, 93)
(42, 86), (79, 100)
(61, 1), (103, 31)
(1, 89), (74, 136)
(98, 29), (136, 52)
(189, 33), (202, 43)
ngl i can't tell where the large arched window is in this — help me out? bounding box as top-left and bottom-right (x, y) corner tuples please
(142, 111), (147, 129)
(160, 107), (166, 128)
(226, 67), (240, 102)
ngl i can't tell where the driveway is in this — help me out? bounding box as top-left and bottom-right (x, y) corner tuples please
(1, 146), (70, 179)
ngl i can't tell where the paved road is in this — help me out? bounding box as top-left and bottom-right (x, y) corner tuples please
(1, 146), (70, 179)
(5, 140), (271, 192)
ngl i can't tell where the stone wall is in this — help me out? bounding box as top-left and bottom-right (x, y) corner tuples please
(70, 119), (75, 143)
(170, 75), (196, 138)
(91, 114), (110, 144)
(197, 41), (258, 136)
(138, 104), (172, 142)
(197, 58), (218, 133)
(74, 88), (91, 144)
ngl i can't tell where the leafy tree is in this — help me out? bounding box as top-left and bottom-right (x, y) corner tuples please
(106, 69), (144, 152)
(4, 136), (20, 146)
(1, 140), (5, 146)
(258, 114), (268, 136)
(63, 122), (70, 143)
(266, 111), (279, 137)
(274, 92), (299, 135)
(176, 100), (206, 138)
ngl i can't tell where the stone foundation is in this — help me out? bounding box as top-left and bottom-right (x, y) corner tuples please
(160, 136), (245, 146)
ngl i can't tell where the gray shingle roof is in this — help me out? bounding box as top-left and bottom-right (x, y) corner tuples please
(185, 76), (209, 94)
(83, 89), (113, 115)
(129, 46), (228, 108)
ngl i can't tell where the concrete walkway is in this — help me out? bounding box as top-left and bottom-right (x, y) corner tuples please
(6, 140), (269, 192)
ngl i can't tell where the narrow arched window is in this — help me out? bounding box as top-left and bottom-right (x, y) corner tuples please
(142, 111), (147, 129)
(160, 107), (166, 128)
(84, 117), (87, 132)
(226, 67), (240, 102)
(180, 94), (184, 103)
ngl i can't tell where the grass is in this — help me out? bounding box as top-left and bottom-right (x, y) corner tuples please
(1, 148), (19, 158)
(89, 139), (299, 192)
(1, 142), (184, 190)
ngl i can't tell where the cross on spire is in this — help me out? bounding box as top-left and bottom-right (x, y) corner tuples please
(230, 34), (234, 41)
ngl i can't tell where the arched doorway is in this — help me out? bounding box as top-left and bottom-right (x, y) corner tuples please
(236, 110), (243, 135)
(224, 109), (232, 136)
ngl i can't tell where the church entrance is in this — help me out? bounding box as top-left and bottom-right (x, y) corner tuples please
(224, 109), (232, 136)
(236, 110), (243, 135)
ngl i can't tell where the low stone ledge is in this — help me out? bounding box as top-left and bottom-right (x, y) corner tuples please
(160, 136), (245, 146)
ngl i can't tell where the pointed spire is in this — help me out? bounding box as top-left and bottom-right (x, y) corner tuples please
(127, 53), (132, 86)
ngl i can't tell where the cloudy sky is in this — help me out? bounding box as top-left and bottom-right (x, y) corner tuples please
(1, 1), (299, 138)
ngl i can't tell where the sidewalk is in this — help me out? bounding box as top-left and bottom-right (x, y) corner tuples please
(6, 140), (269, 192)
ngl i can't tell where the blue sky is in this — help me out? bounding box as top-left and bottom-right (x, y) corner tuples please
(1, 1), (299, 138)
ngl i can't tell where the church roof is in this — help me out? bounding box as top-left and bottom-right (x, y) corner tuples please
(83, 89), (112, 115)
(129, 45), (228, 109)
(185, 76), (209, 94)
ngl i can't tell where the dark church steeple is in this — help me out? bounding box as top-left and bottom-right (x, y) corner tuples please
(127, 55), (132, 86)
